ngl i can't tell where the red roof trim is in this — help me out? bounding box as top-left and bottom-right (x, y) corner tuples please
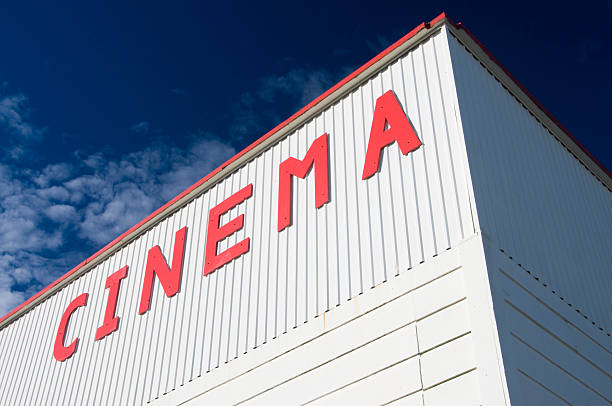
(2, 11), (609, 326)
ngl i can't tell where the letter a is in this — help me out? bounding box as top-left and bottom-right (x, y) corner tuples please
(362, 90), (421, 180)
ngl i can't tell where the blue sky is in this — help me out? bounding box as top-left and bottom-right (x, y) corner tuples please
(0, 0), (610, 315)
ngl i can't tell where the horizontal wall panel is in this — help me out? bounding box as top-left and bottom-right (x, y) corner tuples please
(420, 333), (475, 389)
(247, 324), (420, 405)
(422, 369), (480, 405)
(306, 357), (423, 406)
(0, 28), (476, 405)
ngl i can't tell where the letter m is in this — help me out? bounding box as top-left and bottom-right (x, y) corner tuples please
(278, 133), (329, 232)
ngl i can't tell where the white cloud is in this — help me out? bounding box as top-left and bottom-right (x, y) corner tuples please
(83, 153), (106, 170)
(32, 163), (73, 187)
(0, 271), (25, 317)
(0, 94), (35, 138)
(0, 93), (44, 142)
(37, 186), (71, 202)
(0, 136), (235, 317)
(130, 121), (150, 133)
(74, 138), (235, 244)
(258, 68), (334, 106)
(45, 204), (79, 223)
(79, 184), (156, 245)
(229, 68), (335, 142)
(366, 34), (392, 54)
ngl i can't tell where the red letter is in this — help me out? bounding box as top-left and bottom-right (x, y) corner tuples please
(204, 183), (253, 276)
(362, 90), (421, 180)
(54, 293), (88, 362)
(278, 133), (329, 231)
(138, 227), (187, 315)
(95, 265), (128, 341)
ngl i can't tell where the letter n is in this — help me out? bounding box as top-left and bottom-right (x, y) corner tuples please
(138, 226), (187, 315)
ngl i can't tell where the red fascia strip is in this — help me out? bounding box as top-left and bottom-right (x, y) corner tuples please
(2, 11), (609, 325)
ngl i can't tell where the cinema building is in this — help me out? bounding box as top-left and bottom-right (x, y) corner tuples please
(0, 13), (610, 405)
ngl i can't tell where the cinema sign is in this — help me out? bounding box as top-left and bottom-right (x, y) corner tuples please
(53, 90), (422, 362)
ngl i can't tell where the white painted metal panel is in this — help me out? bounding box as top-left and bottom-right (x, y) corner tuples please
(423, 370), (481, 405)
(0, 27), (477, 405)
(447, 31), (612, 333)
(482, 244), (612, 405)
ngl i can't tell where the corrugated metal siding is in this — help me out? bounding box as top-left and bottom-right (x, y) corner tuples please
(0, 28), (477, 405)
(447, 32), (612, 333)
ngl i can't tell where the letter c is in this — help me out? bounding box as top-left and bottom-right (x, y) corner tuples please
(53, 292), (88, 362)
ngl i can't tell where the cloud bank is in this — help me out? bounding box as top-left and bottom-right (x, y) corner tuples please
(0, 137), (235, 316)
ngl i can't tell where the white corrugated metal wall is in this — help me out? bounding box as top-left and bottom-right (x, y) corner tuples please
(447, 31), (612, 334)
(447, 29), (612, 405)
(0, 26), (479, 405)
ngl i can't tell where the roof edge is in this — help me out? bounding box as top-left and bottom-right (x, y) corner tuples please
(2, 11), (609, 330)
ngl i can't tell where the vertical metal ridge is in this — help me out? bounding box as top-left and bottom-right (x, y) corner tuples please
(348, 91), (364, 294)
(188, 192), (208, 382)
(199, 185), (215, 375)
(205, 180), (222, 372)
(264, 144), (276, 341)
(11, 294), (35, 404)
(330, 102), (342, 305)
(399, 54), (425, 265)
(368, 76), (389, 284)
(137, 218), (162, 404)
(80, 255), (109, 405)
(388, 60), (414, 271)
(411, 49), (438, 259)
(57, 273), (86, 405)
(235, 162), (251, 356)
(421, 40), (452, 251)
(126, 227), (154, 405)
(144, 215), (169, 401)
(432, 34), (465, 243)
(16, 291), (44, 405)
(171, 201), (194, 390)
(5, 299), (32, 403)
(223, 172), (238, 364)
(358, 84), (376, 289)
